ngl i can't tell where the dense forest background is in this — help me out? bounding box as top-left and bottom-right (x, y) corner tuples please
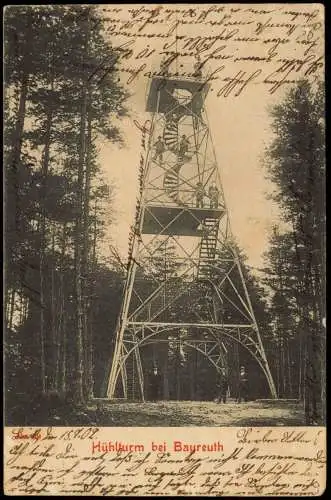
(4, 6), (325, 425)
(4, 6), (128, 416)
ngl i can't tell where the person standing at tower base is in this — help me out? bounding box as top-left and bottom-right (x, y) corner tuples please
(149, 366), (162, 402)
(217, 368), (229, 403)
(237, 366), (249, 403)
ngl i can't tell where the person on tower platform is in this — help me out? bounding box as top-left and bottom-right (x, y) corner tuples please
(209, 182), (219, 208)
(193, 54), (203, 79)
(178, 134), (190, 159)
(153, 136), (165, 164)
(196, 181), (205, 208)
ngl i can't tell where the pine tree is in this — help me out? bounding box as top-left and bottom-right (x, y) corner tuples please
(4, 5), (128, 416)
(264, 80), (325, 423)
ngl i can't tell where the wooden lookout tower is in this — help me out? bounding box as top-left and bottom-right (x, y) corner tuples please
(106, 61), (277, 400)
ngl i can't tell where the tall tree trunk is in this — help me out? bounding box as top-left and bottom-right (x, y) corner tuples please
(292, 229), (315, 421)
(10, 73), (29, 238)
(92, 199), (98, 265)
(72, 11), (92, 404)
(60, 308), (67, 396)
(82, 86), (93, 400)
(56, 223), (67, 394)
(311, 269), (325, 423)
(189, 349), (195, 400)
(301, 245), (320, 423)
(18, 294), (25, 325)
(298, 314), (303, 400)
(72, 9), (95, 404)
(6, 73), (29, 331)
(175, 337), (181, 400)
(281, 336), (285, 397)
(73, 75), (91, 403)
(74, 89), (87, 404)
(39, 94), (54, 394)
(23, 295), (29, 324)
(7, 288), (16, 331)
(319, 203), (326, 424)
(287, 340), (293, 398)
(276, 334), (280, 397)
(50, 225), (57, 390)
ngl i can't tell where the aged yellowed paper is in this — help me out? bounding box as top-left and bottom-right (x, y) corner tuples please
(4, 427), (326, 495)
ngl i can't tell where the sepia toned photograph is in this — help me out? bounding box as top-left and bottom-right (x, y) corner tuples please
(4, 3), (326, 496)
(3, 5), (326, 492)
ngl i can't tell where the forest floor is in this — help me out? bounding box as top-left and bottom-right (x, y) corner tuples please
(89, 399), (305, 426)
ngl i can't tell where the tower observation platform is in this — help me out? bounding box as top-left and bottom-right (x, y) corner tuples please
(146, 75), (209, 115)
(105, 60), (277, 401)
(142, 206), (224, 236)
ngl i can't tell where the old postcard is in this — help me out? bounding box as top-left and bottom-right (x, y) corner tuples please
(4, 3), (325, 496)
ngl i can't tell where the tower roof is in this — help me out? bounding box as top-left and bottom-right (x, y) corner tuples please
(146, 76), (210, 114)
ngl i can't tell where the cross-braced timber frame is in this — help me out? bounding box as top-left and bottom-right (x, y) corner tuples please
(106, 72), (277, 400)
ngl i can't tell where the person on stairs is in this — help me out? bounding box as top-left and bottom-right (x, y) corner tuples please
(178, 134), (190, 159)
(153, 136), (165, 164)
